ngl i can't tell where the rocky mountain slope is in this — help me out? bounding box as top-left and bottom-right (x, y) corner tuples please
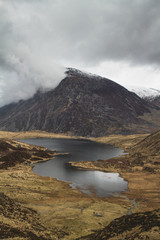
(0, 68), (158, 136)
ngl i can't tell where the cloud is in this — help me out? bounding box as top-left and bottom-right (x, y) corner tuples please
(85, 61), (160, 89)
(61, 0), (160, 66)
(0, 0), (160, 106)
(0, 0), (65, 106)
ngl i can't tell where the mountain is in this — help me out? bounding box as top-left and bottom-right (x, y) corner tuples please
(126, 86), (160, 99)
(150, 95), (160, 107)
(0, 68), (158, 137)
(126, 86), (160, 107)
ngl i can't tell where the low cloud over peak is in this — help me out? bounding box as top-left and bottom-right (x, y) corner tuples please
(0, 0), (160, 106)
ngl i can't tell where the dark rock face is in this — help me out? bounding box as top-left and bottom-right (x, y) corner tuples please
(0, 68), (155, 136)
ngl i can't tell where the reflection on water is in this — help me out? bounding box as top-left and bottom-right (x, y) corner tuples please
(20, 138), (128, 197)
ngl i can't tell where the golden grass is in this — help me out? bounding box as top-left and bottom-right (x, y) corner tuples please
(0, 130), (85, 140)
(90, 133), (148, 149)
(0, 136), (131, 239)
(0, 163), (128, 239)
(0, 130), (159, 239)
(0, 130), (147, 150)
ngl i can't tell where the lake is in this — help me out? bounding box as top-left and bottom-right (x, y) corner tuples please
(19, 138), (128, 197)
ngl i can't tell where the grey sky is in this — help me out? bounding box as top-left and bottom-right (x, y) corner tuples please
(0, 0), (160, 106)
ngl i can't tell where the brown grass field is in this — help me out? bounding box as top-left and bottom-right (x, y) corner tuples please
(0, 130), (159, 239)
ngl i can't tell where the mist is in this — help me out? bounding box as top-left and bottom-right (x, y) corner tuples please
(0, 0), (66, 107)
(0, 0), (160, 107)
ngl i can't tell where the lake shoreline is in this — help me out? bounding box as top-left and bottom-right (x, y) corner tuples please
(0, 135), (131, 239)
(23, 137), (126, 198)
(0, 131), (159, 239)
(69, 150), (160, 212)
(14, 131), (159, 212)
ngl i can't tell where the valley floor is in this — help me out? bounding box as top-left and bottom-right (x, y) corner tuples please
(0, 131), (159, 239)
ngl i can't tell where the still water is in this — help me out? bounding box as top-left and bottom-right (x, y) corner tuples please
(20, 138), (128, 197)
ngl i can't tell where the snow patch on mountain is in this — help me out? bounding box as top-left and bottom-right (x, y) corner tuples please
(126, 86), (160, 99)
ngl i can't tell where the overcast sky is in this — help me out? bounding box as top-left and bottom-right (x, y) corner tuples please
(0, 0), (160, 107)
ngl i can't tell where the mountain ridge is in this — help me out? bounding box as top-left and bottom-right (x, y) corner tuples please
(0, 68), (158, 136)
(126, 85), (160, 99)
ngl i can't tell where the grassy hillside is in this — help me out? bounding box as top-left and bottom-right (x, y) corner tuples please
(78, 209), (160, 240)
(71, 130), (160, 239)
(0, 131), (159, 239)
(131, 130), (160, 155)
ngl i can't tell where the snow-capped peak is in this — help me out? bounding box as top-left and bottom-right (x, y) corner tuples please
(125, 85), (160, 99)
